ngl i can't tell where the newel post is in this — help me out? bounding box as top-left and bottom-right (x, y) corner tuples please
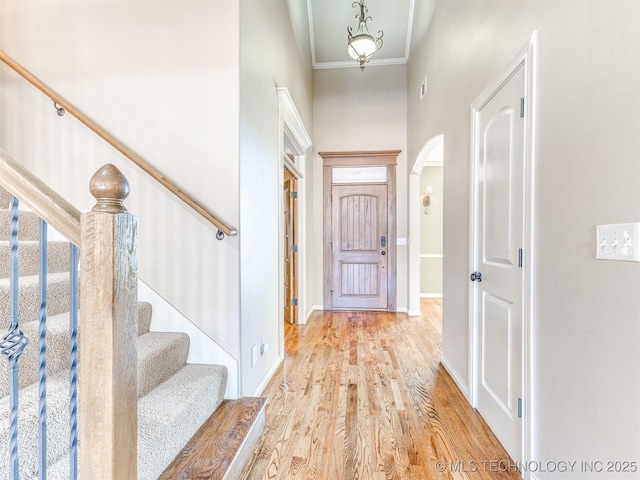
(80, 164), (138, 479)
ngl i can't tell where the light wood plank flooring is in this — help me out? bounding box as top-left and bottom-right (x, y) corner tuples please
(239, 300), (521, 479)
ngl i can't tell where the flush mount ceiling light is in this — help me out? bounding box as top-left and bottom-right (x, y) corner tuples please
(347, 0), (384, 71)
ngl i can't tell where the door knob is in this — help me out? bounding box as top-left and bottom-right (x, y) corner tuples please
(470, 271), (482, 282)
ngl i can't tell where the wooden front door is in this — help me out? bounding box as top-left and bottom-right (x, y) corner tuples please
(283, 168), (297, 324)
(321, 150), (399, 311)
(330, 184), (388, 310)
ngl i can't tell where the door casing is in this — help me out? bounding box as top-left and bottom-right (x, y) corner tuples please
(321, 150), (400, 311)
(469, 32), (537, 474)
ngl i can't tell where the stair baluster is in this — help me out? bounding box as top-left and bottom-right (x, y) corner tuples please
(68, 244), (78, 480)
(2, 196), (29, 480)
(37, 219), (47, 480)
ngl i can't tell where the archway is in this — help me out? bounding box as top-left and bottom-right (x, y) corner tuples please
(408, 134), (444, 315)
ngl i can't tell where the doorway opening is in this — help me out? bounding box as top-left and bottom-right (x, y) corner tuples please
(469, 32), (537, 468)
(418, 143), (444, 300)
(408, 134), (444, 316)
(320, 150), (400, 311)
(277, 87), (311, 366)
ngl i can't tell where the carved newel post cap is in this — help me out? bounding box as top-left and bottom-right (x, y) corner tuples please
(89, 164), (130, 213)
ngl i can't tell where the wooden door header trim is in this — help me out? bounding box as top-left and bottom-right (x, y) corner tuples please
(320, 150), (401, 167)
(319, 150), (401, 158)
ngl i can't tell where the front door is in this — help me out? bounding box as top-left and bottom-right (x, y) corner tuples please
(473, 64), (525, 461)
(331, 184), (388, 309)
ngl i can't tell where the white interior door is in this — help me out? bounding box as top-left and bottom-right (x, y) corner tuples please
(473, 65), (525, 462)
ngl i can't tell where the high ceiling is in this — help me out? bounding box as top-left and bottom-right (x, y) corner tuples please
(307, 0), (434, 70)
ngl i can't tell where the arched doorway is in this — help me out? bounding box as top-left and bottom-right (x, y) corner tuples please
(408, 135), (444, 315)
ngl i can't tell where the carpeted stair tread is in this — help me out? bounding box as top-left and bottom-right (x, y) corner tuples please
(137, 332), (190, 398)
(0, 210), (41, 242)
(0, 375), (72, 480)
(0, 314), (71, 399)
(0, 272), (70, 324)
(38, 364), (227, 480)
(0, 240), (70, 277)
(138, 364), (228, 480)
(0, 302), (157, 400)
(0, 188), (10, 209)
(138, 301), (152, 335)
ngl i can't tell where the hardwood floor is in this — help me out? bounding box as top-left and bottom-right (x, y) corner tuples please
(239, 300), (521, 479)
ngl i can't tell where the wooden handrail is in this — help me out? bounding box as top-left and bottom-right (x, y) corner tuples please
(0, 148), (81, 245)
(0, 50), (237, 238)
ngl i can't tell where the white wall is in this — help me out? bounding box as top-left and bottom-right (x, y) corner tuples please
(0, 0), (242, 393)
(408, 0), (640, 475)
(312, 65), (409, 310)
(239, 0), (312, 395)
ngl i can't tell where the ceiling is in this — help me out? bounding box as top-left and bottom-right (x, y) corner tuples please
(307, 0), (434, 70)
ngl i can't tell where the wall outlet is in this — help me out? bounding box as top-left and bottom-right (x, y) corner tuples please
(251, 344), (258, 367)
(596, 223), (640, 262)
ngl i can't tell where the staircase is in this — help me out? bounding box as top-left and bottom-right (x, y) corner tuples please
(0, 186), (228, 479)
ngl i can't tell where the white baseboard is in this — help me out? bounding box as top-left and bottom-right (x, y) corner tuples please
(421, 293), (443, 299)
(407, 309), (421, 317)
(251, 355), (283, 397)
(395, 306), (408, 313)
(305, 304), (324, 323)
(440, 353), (470, 404)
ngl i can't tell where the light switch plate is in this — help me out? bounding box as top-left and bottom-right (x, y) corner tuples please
(596, 223), (640, 262)
(397, 237), (407, 246)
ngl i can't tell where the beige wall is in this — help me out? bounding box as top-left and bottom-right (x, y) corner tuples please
(420, 166), (442, 296)
(0, 0), (242, 381)
(408, 0), (640, 471)
(312, 65), (409, 310)
(0, 0), (313, 398)
(240, 0), (312, 395)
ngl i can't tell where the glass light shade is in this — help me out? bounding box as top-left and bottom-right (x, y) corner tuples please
(348, 33), (377, 59)
(346, 0), (383, 69)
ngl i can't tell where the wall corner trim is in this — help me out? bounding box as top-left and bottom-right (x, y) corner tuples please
(440, 354), (471, 404)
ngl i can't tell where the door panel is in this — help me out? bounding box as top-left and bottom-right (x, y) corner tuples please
(484, 111), (516, 266)
(283, 168), (297, 324)
(331, 184), (387, 309)
(482, 293), (513, 415)
(475, 65), (525, 461)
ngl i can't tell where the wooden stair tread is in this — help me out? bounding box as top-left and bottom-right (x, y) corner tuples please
(159, 397), (267, 480)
